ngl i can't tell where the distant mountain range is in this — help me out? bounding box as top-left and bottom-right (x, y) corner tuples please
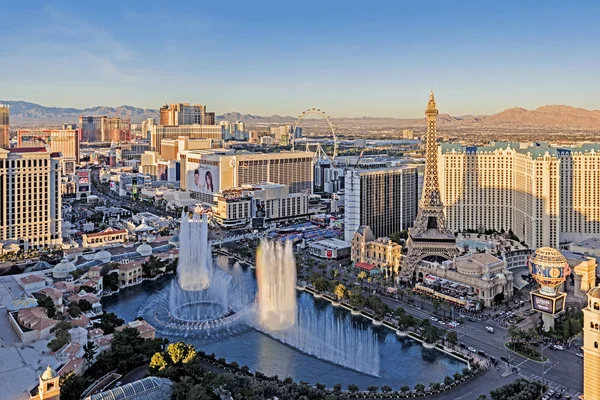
(2, 100), (599, 129)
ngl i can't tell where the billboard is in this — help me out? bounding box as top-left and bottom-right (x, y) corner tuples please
(157, 164), (168, 181)
(187, 158), (220, 195)
(63, 161), (75, 175)
(531, 291), (566, 315)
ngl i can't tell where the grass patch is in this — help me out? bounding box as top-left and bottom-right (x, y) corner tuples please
(505, 343), (547, 362)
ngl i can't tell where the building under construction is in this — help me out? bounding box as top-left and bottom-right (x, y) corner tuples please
(79, 115), (131, 143)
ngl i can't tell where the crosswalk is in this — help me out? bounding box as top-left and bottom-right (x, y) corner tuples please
(518, 369), (581, 399)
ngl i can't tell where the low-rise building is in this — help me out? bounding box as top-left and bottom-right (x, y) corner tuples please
(355, 262), (381, 276)
(570, 237), (600, 276)
(308, 238), (350, 260)
(35, 287), (64, 313)
(9, 307), (58, 342)
(67, 291), (102, 314)
(118, 261), (143, 286)
(415, 252), (514, 308)
(18, 274), (48, 293)
(350, 226), (402, 278)
(563, 251), (597, 300)
(82, 227), (128, 248)
(115, 319), (156, 339)
(212, 183), (310, 228)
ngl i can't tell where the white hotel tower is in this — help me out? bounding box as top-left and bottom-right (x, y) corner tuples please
(438, 142), (600, 249)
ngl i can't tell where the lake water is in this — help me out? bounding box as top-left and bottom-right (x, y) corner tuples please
(102, 255), (465, 389)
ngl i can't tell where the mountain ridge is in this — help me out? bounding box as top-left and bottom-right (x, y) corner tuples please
(2, 100), (599, 128)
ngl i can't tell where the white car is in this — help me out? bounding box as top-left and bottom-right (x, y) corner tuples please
(577, 352), (584, 358)
(486, 326), (495, 333)
(467, 347), (477, 353)
(552, 344), (564, 351)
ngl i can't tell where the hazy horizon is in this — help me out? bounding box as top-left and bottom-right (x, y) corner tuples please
(1, 1), (599, 118)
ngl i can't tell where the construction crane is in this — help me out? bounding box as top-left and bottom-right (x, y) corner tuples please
(353, 149), (366, 168)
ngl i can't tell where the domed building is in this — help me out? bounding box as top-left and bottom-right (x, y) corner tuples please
(52, 258), (76, 280)
(36, 365), (60, 400)
(93, 250), (112, 264)
(136, 243), (153, 257)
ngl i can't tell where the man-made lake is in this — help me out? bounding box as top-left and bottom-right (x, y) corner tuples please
(102, 256), (465, 389)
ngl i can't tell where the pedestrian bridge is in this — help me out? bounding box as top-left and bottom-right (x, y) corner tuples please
(208, 232), (259, 246)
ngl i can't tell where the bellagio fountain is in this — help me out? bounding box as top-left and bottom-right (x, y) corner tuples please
(144, 209), (379, 375)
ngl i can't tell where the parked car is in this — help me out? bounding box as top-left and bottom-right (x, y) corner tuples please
(576, 352), (584, 358)
(552, 344), (564, 351)
(467, 347), (477, 353)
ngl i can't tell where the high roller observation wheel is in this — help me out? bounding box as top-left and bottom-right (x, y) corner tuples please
(292, 108), (338, 160)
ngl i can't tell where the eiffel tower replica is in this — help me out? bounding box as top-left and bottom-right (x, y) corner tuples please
(400, 92), (458, 280)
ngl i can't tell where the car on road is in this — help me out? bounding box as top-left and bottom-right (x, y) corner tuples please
(552, 344), (564, 351)
(467, 347), (477, 353)
(576, 352), (584, 358)
(429, 317), (438, 322)
(486, 326), (495, 333)
(541, 396), (549, 400)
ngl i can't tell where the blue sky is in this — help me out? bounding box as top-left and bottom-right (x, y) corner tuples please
(0, 1), (599, 117)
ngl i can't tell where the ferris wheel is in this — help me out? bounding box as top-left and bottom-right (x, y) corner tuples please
(292, 108), (338, 160)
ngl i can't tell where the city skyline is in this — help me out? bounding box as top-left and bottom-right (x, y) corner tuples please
(1, 1), (599, 117)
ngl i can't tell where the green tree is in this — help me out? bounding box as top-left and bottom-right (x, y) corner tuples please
(103, 272), (120, 291)
(59, 373), (91, 400)
(381, 385), (392, 393)
(399, 385), (410, 393)
(367, 385), (378, 393)
(36, 295), (56, 318)
(333, 383), (342, 392)
(444, 376), (454, 386)
(93, 312), (124, 334)
(453, 372), (462, 381)
(83, 341), (97, 364)
(446, 330), (458, 344)
(347, 384), (359, 393)
(314, 277), (330, 292)
(68, 305), (82, 318)
(78, 299), (93, 312)
(414, 383), (425, 393)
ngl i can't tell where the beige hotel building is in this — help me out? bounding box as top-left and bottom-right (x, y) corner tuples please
(0, 147), (62, 249)
(439, 142), (600, 249)
(180, 150), (314, 204)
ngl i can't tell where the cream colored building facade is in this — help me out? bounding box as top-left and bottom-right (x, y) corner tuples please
(583, 287), (600, 400)
(416, 252), (514, 307)
(439, 143), (600, 249)
(180, 150), (314, 204)
(0, 147), (62, 249)
(351, 226), (402, 277)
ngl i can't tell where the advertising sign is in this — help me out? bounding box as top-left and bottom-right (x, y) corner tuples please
(63, 161), (75, 175)
(326, 250), (333, 258)
(531, 293), (553, 314)
(554, 293), (566, 314)
(187, 158), (220, 195)
(158, 164), (168, 181)
(530, 291), (566, 315)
